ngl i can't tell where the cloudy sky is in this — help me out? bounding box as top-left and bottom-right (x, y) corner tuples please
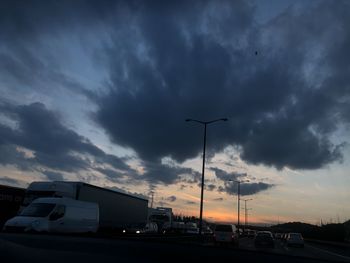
(1, 0), (349, 224)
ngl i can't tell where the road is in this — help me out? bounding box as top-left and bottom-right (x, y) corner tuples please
(238, 237), (350, 262)
(1, 233), (349, 263)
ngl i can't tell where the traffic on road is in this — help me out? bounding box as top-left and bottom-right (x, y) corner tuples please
(1, 181), (349, 263)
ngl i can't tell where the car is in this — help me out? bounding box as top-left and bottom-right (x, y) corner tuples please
(202, 225), (213, 235)
(185, 222), (199, 234)
(214, 224), (238, 245)
(123, 222), (158, 234)
(247, 229), (256, 238)
(281, 233), (288, 242)
(254, 231), (275, 248)
(274, 233), (282, 239)
(286, 232), (304, 247)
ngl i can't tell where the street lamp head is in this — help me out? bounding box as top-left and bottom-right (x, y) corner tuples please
(221, 118), (228, 121)
(185, 119), (192, 122)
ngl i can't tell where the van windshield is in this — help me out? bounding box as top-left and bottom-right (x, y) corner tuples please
(20, 203), (56, 217)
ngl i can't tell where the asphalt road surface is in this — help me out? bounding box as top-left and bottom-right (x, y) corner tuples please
(238, 237), (350, 262)
(1, 233), (349, 263)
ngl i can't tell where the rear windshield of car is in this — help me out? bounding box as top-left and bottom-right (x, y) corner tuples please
(256, 232), (272, 238)
(215, 225), (232, 232)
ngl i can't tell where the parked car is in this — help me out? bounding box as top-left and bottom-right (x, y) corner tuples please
(214, 224), (238, 245)
(286, 233), (304, 247)
(254, 231), (275, 248)
(3, 197), (99, 233)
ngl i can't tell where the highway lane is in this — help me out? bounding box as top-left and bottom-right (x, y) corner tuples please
(238, 237), (350, 262)
(1, 233), (349, 263)
(305, 240), (350, 258)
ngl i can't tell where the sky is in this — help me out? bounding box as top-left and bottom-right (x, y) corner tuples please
(0, 0), (350, 225)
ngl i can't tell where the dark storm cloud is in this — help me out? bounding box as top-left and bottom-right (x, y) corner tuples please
(166, 195), (177, 202)
(179, 184), (187, 190)
(223, 181), (274, 196)
(210, 167), (247, 182)
(206, 184), (216, 191)
(0, 144), (34, 171)
(0, 0), (118, 99)
(42, 170), (65, 181)
(93, 0), (350, 172)
(142, 161), (200, 184)
(95, 167), (123, 180)
(1, 1), (350, 186)
(0, 176), (24, 187)
(211, 167), (273, 195)
(0, 101), (134, 179)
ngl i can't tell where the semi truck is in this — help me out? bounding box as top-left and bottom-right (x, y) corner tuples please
(0, 184), (25, 229)
(20, 181), (148, 232)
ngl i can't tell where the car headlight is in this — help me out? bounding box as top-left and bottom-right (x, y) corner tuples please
(136, 230), (140, 234)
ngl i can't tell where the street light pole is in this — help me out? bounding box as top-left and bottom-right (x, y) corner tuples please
(245, 208), (252, 228)
(242, 198), (252, 232)
(199, 123), (207, 236)
(186, 118), (228, 235)
(228, 180), (249, 236)
(238, 182), (240, 229)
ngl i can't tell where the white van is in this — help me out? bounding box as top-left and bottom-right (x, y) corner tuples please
(3, 197), (99, 233)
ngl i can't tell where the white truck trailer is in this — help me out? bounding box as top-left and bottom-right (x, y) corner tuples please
(22, 181), (148, 232)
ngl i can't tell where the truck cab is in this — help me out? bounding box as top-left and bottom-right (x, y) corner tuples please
(148, 207), (172, 233)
